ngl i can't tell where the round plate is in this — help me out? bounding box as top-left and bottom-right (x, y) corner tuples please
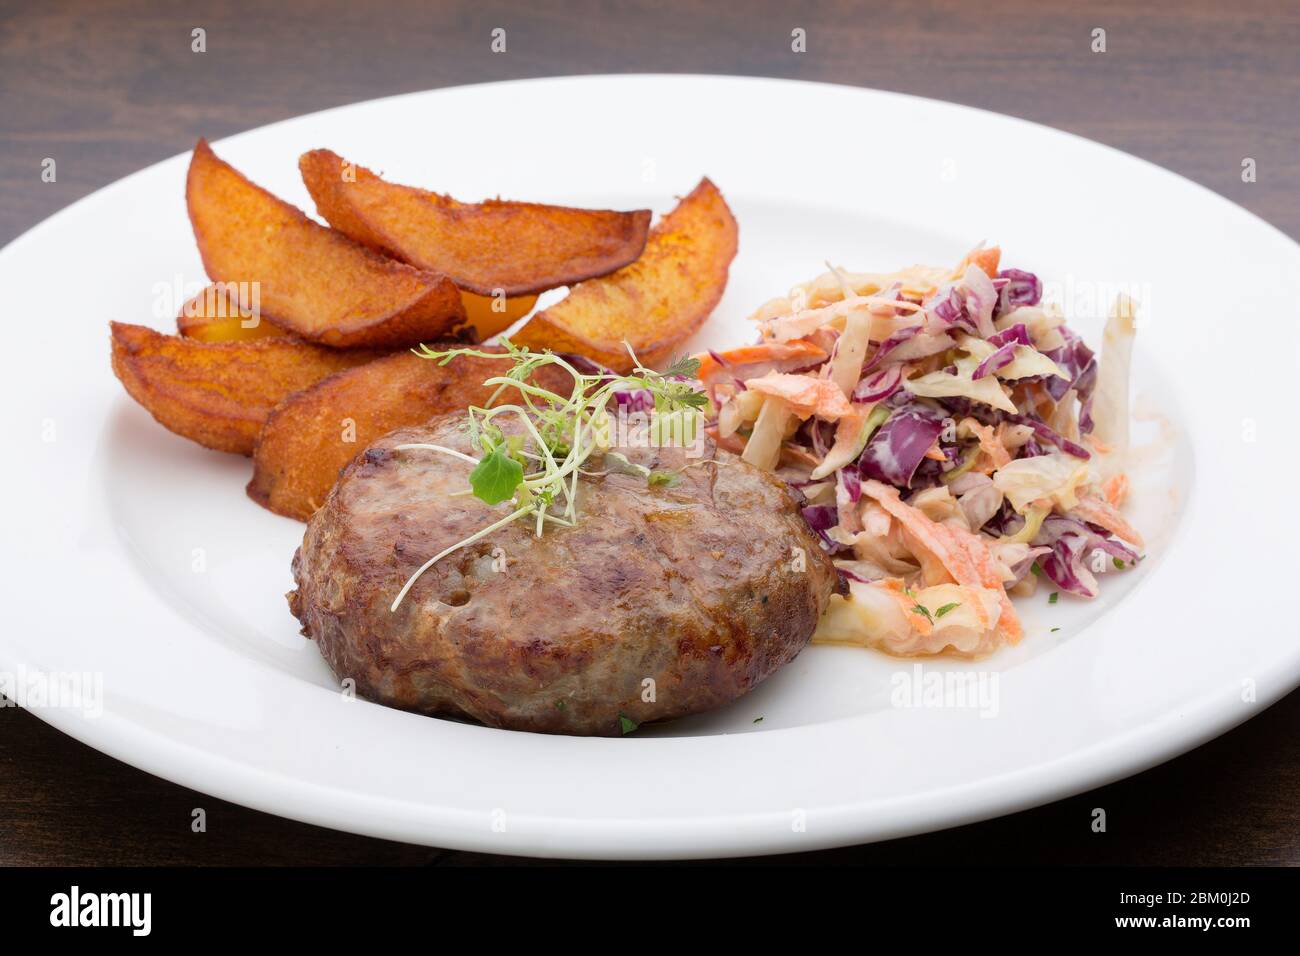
(3, 75), (1298, 859)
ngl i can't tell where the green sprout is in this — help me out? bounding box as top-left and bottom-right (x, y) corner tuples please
(388, 340), (707, 611)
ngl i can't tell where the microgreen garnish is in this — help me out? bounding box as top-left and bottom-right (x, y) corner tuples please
(468, 444), (524, 505)
(388, 339), (707, 612)
(647, 469), (680, 488)
(911, 604), (933, 623)
(602, 451), (651, 480)
(663, 355), (702, 379)
(934, 602), (960, 619)
(1048, 591), (1059, 604)
(618, 713), (639, 735)
(753, 717), (764, 723)
(1050, 627), (1061, 633)
(1113, 557), (1125, 570)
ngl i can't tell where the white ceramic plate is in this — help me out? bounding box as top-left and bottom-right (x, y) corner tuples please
(3, 75), (1298, 860)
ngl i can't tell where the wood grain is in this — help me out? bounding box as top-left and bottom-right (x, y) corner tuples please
(2, 0), (1296, 865)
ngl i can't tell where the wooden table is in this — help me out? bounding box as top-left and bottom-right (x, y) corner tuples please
(2, 0), (1296, 866)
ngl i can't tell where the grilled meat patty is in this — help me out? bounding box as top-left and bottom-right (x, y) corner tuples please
(289, 413), (838, 736)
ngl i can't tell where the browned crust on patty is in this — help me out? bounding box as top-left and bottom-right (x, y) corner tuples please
(289, 414), (837, 736)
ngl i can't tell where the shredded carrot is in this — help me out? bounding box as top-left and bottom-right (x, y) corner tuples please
(962, 417), (1012, 470)
(863, 480), (1022, 643)
(1088, 435), (1114, 455)
(958, 246), (1001, 279)
(694, 340), (827, 386)
(1015, 379), (1055, 420)
(1103, 473), (1129, 508)
(879, 578), (934, 636)
(745, 371), (856, 420)
(961, 244), (998, 278)
(1072, 494), (1144, 548)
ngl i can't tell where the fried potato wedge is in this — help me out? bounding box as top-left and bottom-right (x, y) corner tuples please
(459, 291), (538, 341)
(110, 322), (377, 456)
(299, 149), (652, 297)
(248, 350), (571, 520)
(186, 140), (465, 348)
(511, 178), (738, 373)
(176, 284), (285, 343)
(178, 283), (535, 345)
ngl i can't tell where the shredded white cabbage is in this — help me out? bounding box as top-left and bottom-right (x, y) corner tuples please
(1091, 294), (1137, 464)
(992, 453), (1091, 513)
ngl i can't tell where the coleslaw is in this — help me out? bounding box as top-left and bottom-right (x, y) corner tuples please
(699, 246), (1143, 657)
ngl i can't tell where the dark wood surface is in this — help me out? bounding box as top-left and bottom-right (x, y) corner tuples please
(2, 0), (1296, 865)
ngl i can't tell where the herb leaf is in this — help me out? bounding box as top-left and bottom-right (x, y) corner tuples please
(618, 713), (639, 735)
(911, 603), (934, 623)
(663, 355), (701, 379)
(469, 445), (523, 505)
(1048, 591), (1060, 605)
(647, 469), (680, 488)
(934, 602), (961, 619)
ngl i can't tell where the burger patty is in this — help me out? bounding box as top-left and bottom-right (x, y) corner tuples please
(289, 413), (838, 736)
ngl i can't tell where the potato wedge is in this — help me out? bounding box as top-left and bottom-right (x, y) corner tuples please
(511, 178), (738, 373)
(178, 283), (535, 345)
(187, 140), (465, 348)
(248, 350), (570, 520)
(110, 322), (377, 455)
(299, 149), (651, 297)
(459, 291), (538, 341)
(176, 284), (285, 342)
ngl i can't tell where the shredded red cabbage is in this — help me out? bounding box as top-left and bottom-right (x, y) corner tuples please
(996, 269), (1042, 313)
(852, 365), (904, 403)
(613, 388), (655, 413)
(987, 322), (1032, 348)
(836, 565), (875, 585)
(924, 285), (981, 337)
(801, 504), (851, 553)
(1033, 515), (1140, 598)
(862, 325), (921, 373)
(838, 466), (861, 503)
(972, 341), (1017, 380)
(1001, 412), (1092, 460)
(1043, 326), (1097, 403)
(859, 402), (947, 487)
(802, 503), (838, 532)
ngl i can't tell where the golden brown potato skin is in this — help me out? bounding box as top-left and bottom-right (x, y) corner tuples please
(109, 322), (376, 456)
(248, 349), (572, 521)
(186, 140), (465, 349)
(512, 178), (738, 373)
(288, 415), (838, 736)
(299, 148), (651, 297)
(175, 284), (286, 343)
